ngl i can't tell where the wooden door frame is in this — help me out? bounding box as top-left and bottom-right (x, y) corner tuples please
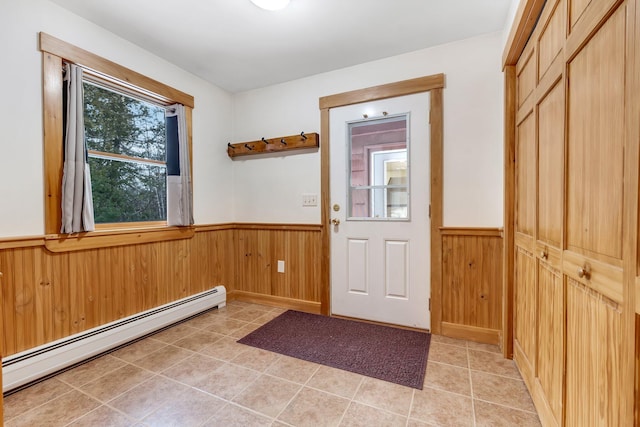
(318, 74), (445, 334)
(502, 0), (547, 359)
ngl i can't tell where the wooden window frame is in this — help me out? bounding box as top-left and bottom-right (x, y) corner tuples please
(39, 32), (195, 251)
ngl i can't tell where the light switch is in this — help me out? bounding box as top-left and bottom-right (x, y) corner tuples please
(302, 193), (318, 206)
(277, 260), (285, 273)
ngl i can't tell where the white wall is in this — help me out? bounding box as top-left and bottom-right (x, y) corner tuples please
(0, 1), (507, 236)
(502, 0), (522, 47)
(232, 32), (505, 227)
(0, 0), (234, 238)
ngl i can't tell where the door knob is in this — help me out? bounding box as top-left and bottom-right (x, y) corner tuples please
(540, 250), (548, 260)
(331, 218), (340, 225)
(577, 263), (591, 280)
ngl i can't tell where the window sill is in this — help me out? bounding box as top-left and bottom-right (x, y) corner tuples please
(44, 225), (195, 253)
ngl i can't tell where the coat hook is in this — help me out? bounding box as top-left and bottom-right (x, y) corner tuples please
(244, 143), (254, 151)
(300, 132), (307, 140)
(261, 137), (269, 145)
(227, 142), (234, 150)
(281, 138), (287, 146)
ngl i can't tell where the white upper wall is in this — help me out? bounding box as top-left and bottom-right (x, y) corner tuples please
(0, 0), (234, 238)
(0, 1), (508, 237)
(502, 0), (521, 47)
(232, 32), (505, 227)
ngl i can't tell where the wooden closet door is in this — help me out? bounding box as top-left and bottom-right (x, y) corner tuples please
(536, 78), (565, 424)
(564, 3), (627, 424)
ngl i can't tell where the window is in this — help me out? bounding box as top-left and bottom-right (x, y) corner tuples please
(348, 115), (410, 219)
(40, 32), (195, 250)
(83, 80), (168, 224)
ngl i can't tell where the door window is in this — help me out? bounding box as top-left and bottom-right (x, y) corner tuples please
(348, 115), (409, 219)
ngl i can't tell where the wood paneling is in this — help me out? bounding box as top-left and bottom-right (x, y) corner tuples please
(236, 229), (272, 296)
(566, 5), (625, 263)
(537, 262), (564, 422)
(566, 279), (623, 426)
(2, 225), (319, 372)
(234, 227), (322, 303)
(516, 113), (536, 236)
(569, 0), (591, 29)
(537, 81), (564, 248)
(506, 0), (638, 424)
(441, 230), (503, 343)
(515, 247), (537, 369)
(538, 0), (565, 80)
(517, 51), (537, 106)
(0, 228), (236, 356)
(271, 230), (321, 302)
(0, 225), (323, 358)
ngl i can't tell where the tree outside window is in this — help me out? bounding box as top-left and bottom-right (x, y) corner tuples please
(83, 82), (168, 224)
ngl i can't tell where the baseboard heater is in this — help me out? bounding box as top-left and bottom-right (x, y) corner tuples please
(2, 285), (226, 393)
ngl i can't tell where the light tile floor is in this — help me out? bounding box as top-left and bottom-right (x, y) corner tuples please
(3, 301), (541, 426)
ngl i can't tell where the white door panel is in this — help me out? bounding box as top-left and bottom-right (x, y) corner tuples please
(330, 93), (430, 329)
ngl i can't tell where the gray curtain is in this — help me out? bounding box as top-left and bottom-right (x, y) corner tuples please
(165, 104), (194, 226)
(61, 63), (95, 233)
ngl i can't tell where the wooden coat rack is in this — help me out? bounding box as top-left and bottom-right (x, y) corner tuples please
(227, 132), (319, 158)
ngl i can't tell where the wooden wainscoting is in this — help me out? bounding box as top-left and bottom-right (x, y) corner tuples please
(0, 223), (323, 358)
(231, 223), (322, 313)
(0, 227), (234, 357)
(440, 227), (503, 345)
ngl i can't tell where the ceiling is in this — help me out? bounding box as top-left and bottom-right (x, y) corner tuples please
(50, 0), (514, 93)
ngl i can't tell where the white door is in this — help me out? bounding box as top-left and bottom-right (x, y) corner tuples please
(330, 92), (430, 329)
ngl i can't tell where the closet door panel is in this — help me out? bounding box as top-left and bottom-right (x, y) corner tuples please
(515, 247), (537, 370)
(564, 4), (629, 425)
(518, 51), (536, 108)
(566, 279), (623, 425)
(566, 5), (625, 264)
(538, 0), (566, 80)
(516, 112), (536, 238)
(537, 81), (564, 249)
(537, 262), (564, 422)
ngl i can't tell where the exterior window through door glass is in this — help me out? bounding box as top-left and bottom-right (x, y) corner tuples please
(348, 115), (409, 219)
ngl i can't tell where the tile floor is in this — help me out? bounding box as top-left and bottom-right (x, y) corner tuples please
(3, 301), (541, 426)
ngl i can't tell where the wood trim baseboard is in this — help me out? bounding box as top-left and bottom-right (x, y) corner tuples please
(228, 290), (322, 314)
(440, 227), (503, 237)
(440, 322), (500, 345)
(232, 223), (322, 232)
